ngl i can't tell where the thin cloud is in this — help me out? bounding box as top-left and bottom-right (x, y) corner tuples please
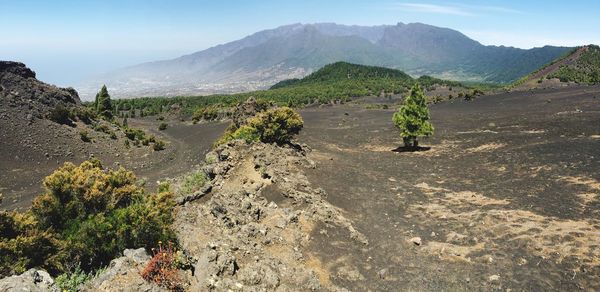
(392, 3), (472, 16)
(456, 4), (524, 15)
(390, 2), (523, 16)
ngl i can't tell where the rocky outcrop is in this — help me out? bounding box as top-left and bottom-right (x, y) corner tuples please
(81, 248), (165, 292)
(230, 97), (270, 128)
(0, 140), (366, 291)
(0, 61), (80, 118)
(0, 269), (57, 292)
(173, 140), (366, 290)
(0, 61), (36, 79)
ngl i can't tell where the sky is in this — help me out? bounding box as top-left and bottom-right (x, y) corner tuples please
(1, 0), (599, 86)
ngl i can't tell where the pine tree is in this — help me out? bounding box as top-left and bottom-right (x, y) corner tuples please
(96, 85), (113, 119)
(393, 84), (433, 148)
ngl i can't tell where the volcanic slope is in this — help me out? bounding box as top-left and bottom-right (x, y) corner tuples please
(516, 45), (600, 90)
(299, 85), (600, 290)
(0, 62), (227, 210)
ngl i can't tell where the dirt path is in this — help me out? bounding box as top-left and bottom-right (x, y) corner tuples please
(127, 119), (228, 190)
(299, 86), (600, 290)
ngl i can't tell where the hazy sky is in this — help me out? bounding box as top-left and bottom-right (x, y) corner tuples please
(1, 0), (599, 86)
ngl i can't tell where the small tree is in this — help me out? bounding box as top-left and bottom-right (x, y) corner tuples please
(95, 85), (113, 119)
(393, 84), (433, 148)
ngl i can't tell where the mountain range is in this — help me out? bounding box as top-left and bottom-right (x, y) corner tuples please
(79, 22), (572, 99)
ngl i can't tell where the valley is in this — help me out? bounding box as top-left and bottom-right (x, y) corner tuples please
(1, 8), (599, 289)
(3, 79), (598, 289)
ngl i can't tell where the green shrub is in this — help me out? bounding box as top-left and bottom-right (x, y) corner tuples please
(124, 128), (146, 141)
(216, 107), (303, 146)
(0, 160), (176, 276)
(56, 265), (104, 292)
(192, 106), (220, 122)
(48, 104), (75, 125)
(246, 107), (303, 144)
(72, 107), (96, 124)
(153, 140), (166, 151)
(179, 170), (207, 195)
(230, 125), (261, 143)
(79, 130), (91, 142)
(158, 123), (168, 131)
(93, 123), (111, 134)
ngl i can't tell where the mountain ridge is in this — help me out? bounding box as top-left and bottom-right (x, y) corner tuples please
(79, 22), (572, 99)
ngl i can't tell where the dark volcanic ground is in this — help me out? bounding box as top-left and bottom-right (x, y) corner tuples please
(299, 86), (600, 290)
(0, 117), (226, 210)
(1, 85), (599, 290)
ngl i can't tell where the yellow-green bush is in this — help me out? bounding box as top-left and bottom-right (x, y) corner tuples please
(192, 105), (220, 122)
(216, 107), (303, 146)
(0, 160), (175, 277)
(245, 107), (303, 144)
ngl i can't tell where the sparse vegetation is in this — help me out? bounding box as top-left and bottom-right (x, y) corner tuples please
(217, 107), (303, 146)
(48, 104), (75, 125)
(547, 45), (600, 83)
(79, 130), (91, 142)
(72, 107), (96, 124)
(140, 241), (183, 290)
(179, 170), (207, 195)
(158, 123), (168, 131)
(55, 265), (104, 292)
(153, 140), (166, 151)
(192, 105), (222, 122)
(0, 160), (176, 277)
(393, 84), (434, 148)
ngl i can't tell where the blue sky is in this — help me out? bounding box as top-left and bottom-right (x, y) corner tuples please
(1, 0), (599, 86)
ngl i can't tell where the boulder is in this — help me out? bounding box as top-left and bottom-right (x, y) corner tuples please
(0, 269), (57, 292)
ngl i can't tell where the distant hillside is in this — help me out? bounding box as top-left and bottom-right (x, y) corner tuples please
(514, 45), (600, 89)
(270, 61), (460, 91)
(109, 62), (465, 120)
(271, 62), (413, 89)
(79, 22), (571, 98)
(547, 45), (600, 83)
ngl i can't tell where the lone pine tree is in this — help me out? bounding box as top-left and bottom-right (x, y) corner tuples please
(393, 84), (434, 148)
(95, 85), (113, 119)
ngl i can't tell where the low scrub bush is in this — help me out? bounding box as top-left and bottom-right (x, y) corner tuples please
(141, 241), (184, 291)
(124, 128), (146, 141)
(72, 107), (96, 124)
(48, 104), (75, 125)
(192, 105), (221, 122)
(216, 107), (303, 146)
(79, 130), (91, 142)
(153, 140), (166, 151)
(92, 123), (110, 133)
(55, 265), (104, 292)
(179, 170), (207, 195)
(0, 160), (176, 277)
(158, 123), (168, 131)
(245, 107), (303, 144)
